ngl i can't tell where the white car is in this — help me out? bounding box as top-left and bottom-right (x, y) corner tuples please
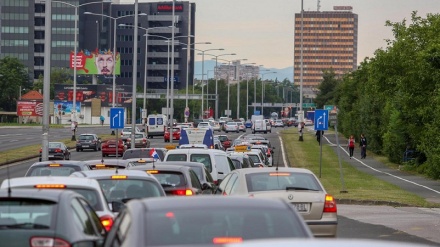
(225, 121), (239, 133)
(237, 121), (246, 132)
(0, 176), (116, 230)
(274, 119), (284, 127)
(197, 121), (213, 130)
(212, 121), (222, 132)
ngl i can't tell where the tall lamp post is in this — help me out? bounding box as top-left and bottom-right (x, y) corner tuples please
(234, 59), (247, 119)
(84, 11), (145, 135)
(215, 58), (234, 119)
(261, 71), (277, 116)
(239, 62), (256, 119)
(205, 53), (236, 119)
(52, 1), (103, 141)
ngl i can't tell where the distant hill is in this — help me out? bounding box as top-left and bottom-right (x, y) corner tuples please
(194, 61), (293, 82)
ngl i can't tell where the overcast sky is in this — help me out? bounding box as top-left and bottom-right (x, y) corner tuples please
(127, 0), (440, 69)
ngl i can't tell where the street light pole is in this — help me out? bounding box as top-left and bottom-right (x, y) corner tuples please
(235, 59), (247, 119)
(131, 0), (139, 149)
(261, 71), (277, 117)
(239, 62), (255, 119)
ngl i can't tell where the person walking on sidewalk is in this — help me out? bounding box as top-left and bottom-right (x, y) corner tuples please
(100, 115), (105, 126)
(347, 135), (355, 159)
(360, 133), (367, 159)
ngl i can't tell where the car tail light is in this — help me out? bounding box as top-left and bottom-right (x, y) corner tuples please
(213, 180), (218, 185)
(30, 237), (70, 247)
(323, 194), (337, 213)
(142, 138), (147, 143)
(100, 215), (114, 232)
(54, 148), (62, 153)
(171, 189), (193, 196)
(212, 237), (242, 244)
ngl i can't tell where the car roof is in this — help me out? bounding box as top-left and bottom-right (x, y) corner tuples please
(70, 169), (157, 179)
(0, 188), (79, 201)
(128, 164), (192, 173)
(133, 196), (291, 211)
(29, 160), (89, 167)
(233, 167), (314, 175)
(84, 159), (130, 166)
(166, 149), (226, 155)
(1, 176), (102, 189)
(158, 161), (206, 168)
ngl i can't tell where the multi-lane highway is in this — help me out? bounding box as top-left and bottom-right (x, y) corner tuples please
(0, 126), (439, 246)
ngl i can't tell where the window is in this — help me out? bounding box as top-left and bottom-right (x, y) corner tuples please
(189, 170), (202, 190)
(223, 173), (238, 195)
(71, 199), (97, 235)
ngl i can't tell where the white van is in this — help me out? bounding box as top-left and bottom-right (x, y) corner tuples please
(164, 149), (235, 184)
(252, 119), (268, 134)
(146, 114), (168, 138)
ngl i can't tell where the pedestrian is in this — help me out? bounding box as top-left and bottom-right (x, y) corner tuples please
(100, 115), (105, 126)
(360, 133), (367, 159)
(315, 130), (324, 144)
(347, 135), (355, 159)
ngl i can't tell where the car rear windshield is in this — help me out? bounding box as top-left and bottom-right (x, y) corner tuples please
(0, 198), (56, 229)
(70, 188), (103, 212)
(144, 208), (309, 245)
(27, 165), (81, 177)
(150, 171), (186, 188)
(166, 154), (187, 162)
(79, 135), (94, 140)
(98, 179), (164, 203)
(190, 154), (212, 173)
(123, 149), (165, 161)
(245, 172), (322, 192)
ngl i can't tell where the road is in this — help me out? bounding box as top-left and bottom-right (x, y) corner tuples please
(0, 126), (439, 246)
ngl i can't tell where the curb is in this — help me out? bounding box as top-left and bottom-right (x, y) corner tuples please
(336, 199), (414, 207)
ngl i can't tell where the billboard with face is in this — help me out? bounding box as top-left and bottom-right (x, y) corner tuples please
(70, 49), (121, 75)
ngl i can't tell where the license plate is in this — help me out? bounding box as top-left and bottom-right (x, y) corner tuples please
(109, 145), (116, 148)
(82, 145), (89, 148)
(291, 203), (307, 212)
(48, 155), (54, 158)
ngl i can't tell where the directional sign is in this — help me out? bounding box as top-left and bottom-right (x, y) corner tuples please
(110, 108), (124, 129)
(314, 109), (328, 131)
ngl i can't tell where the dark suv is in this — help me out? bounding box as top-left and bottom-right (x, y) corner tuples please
(76, 134), (102, 152)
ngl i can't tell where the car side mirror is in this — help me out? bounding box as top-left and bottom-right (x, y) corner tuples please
(110, 201), (125, 213)
(202, 183), (212, 190)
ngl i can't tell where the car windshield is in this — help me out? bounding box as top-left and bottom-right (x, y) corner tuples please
(0, 199), (56, 229)
(48, 143), (62, 148)
(69, 188), (103, 212)
(27, 165), (81, 176)
(150, 172), (186, 188)
(98, 179), (163, 203)
(245, 172), (322, 192)
(144, 208), (309, 245)
(79, 135), (94, 140)
(190, 154), (212, 173)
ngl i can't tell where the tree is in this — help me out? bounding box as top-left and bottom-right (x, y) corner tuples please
(314, 69), (338, 109)
(0, 57), (30, 111)
(33, 67), (73, 99)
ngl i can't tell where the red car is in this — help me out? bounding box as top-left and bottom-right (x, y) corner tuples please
(164, 127), (181, 142)
(101, 139), (126, 157)
(215, 135), (232, 149)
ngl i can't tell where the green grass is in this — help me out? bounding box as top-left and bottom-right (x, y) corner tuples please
(281, 128), (440, 208)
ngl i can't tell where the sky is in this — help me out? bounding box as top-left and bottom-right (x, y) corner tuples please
(125, 0), (440, 69)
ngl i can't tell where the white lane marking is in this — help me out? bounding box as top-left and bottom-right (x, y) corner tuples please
(0, 134), (23, 137)
(278, 134), (287, 167)
(323, 135), (440, 195)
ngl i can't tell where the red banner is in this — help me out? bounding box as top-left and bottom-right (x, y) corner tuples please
(17, 101), (44, 117)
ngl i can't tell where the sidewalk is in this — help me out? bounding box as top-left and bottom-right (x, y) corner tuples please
(313, 127), (440, 204)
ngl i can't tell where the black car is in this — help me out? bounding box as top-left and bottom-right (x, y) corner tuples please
(39, 142), (71, 162)
(0, 188), (106, 246)
(103, 196), (313, 247)
(128, 164), (212, 196)
(25, 160), (92, 177)
(76, 133), (102, 152)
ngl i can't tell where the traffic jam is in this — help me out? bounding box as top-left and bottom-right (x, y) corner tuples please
(0, 116), (339, 247)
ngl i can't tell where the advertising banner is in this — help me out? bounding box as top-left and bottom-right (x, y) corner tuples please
(70, 49), (120, 75)
(17, 101), (43, 117)
(54, 101), (81, 118)
(54, 84), (133, 107)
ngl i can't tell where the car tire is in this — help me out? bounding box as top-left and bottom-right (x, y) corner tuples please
(94, 146), (98, 151)
(66, 154), (70, 160)
(76, 148), (80, 152)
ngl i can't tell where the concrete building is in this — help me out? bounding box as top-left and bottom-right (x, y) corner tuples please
(215, 60), (260, 83)
(294, 6), (358, 98)
(0, 0), (195, 91)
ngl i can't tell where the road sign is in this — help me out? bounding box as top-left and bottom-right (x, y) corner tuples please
(110, 108), (124, 129)
(314, 109), (328, 131)
(303, 103), (316, 108)
(324, 105), (334, 111)
(184, 107), (190, 117)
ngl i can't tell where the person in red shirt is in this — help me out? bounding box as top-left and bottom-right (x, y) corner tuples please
(347, 135), (355, 159)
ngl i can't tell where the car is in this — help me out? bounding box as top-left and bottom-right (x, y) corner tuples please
(224, 121), (239, 133)
(125, 157), (160, 167)
(84, 159), (130, 170)
(122, 147), (168, 161)
(227, 152), (255, 169)
(0, 189), (106, 246)
(237, 121), (246, 132)
(212, 121), (222, 132)
(304, 119), (314, 126)
(39, 142), (71, 162)
(25, 160), (92, 176)
(215, 135), (232, 149)
(70, 169), (166, 212)
(164, 126), (181, 142)
(224, 239), (434, 247)
(128, 164), (212, 196)
(101, 139), (127, 157)
(197, 121), (213, 130)
(156, 161), (217, 194)
(264, 119), (272, 133)
(213, 137), (225, 151)
(103, 196), (313, 247)
(125, 132), (150, 148)
(0, 176), (116, 231)
(164, 148), (236, 184)
(179, 144), (208, 149)
(120, 126), (142, 142)
(245, 119), (253, 128)
(274, 119), (285, 127)
(76, 133), (102, 151)
(178, 122), (194, 129)
(252, 119), (267, 134)
(246, 150), (267, 167)
(216, 167), (338, 237)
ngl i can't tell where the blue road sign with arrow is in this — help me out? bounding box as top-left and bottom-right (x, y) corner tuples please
(110, 108), (124, 129)
(314, 109), (329, 131)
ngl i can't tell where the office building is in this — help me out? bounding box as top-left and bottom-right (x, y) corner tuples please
(215, 60), (260, 83)
(0, 0), (195, 90)
(294, 6), (358, 98)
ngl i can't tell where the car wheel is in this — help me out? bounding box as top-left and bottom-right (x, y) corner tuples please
(81, 148), (83, 152)
(76, 148), (80, 152)
(66, 153), (70, 160)
(94, 146), (98, 151)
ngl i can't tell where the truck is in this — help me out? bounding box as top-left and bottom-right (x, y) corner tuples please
(178, 128), (214, 149)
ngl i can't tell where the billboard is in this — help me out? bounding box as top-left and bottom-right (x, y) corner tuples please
(17, 101), (44, 117)
(70, 49), (120, 75)
(54, 101), (81, 119)
(54, 84), (133, 107)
